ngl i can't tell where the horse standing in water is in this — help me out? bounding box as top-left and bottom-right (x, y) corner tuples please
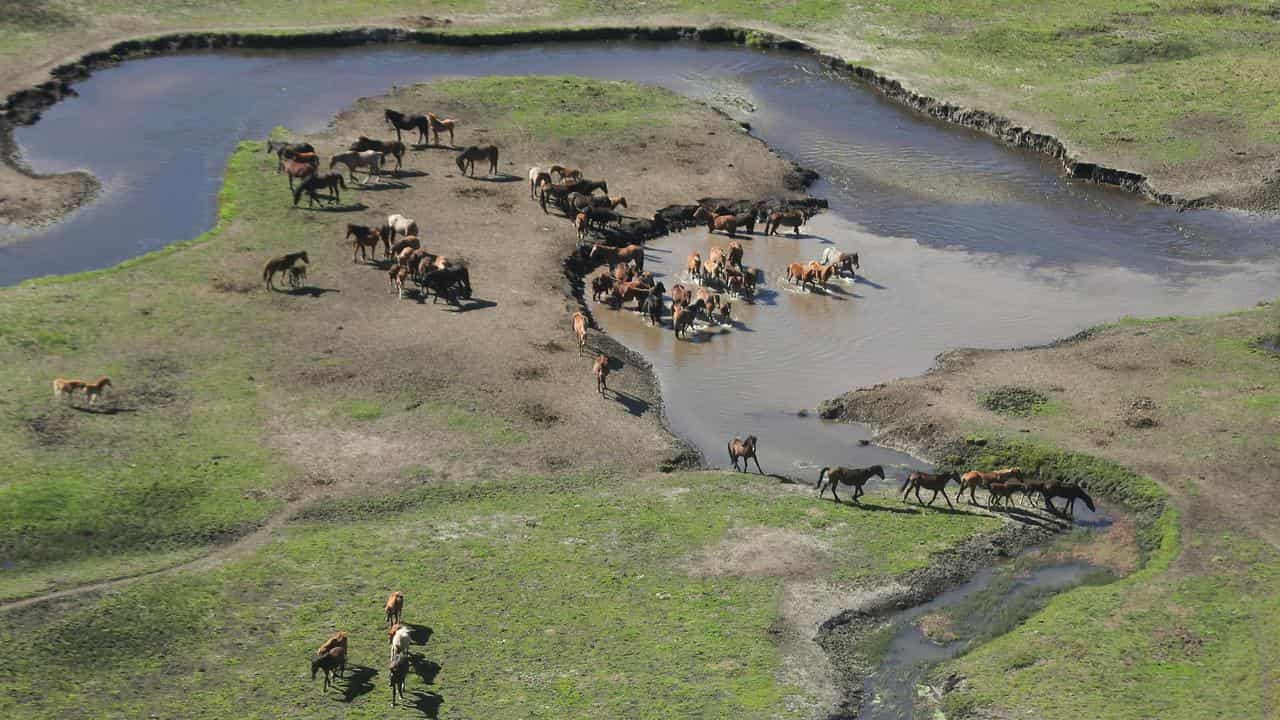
(727, 436), (764, 474)
(816, 465), (885, 504)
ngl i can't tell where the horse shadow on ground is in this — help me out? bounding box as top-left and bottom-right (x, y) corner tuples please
(359, 179), (411, 191)
(296, 202), (368, 213)
(606, 388), (651, 417)
(908, 502), (988, 518)
(439, 297), (497, 313)
(411, 142), (457, 151)
(69, 404), (137, 416)
(831, 498), (922, 514)
(821, 283), (861, 300)
(998, 505), (1074, 530)
(409, 690), (444, 718)
(285, 286), (341, 298)
(409, 656), (441, 685)
(466, 173), (521, 183)
(336, 664), (378, 703)
(854, 275), (887, 291)
(405, 624), (434, 646)
(388, 169), (428, 179)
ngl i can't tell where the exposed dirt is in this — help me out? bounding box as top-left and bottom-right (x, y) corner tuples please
(0, 152), (97, 228)
(687, 526), (833, 579)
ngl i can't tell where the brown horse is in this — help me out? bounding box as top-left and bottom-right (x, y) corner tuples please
(389, 236), (420, 258)
(693, 206), (741, 238)
(52, 378), (87, 402)
(352, 228), (386, 263)
(82, 376), (112, 406)
(551, 165), (583, 181)
(899, 471), (960, 508)
(672, 301), (697, 339)
(786, 262), (819, 290)
(726, 240), (744, 269)
(389, 265), (410, 298)
(686, 252), (703, 283)
(427, 113), (457, 146)
(765, 210), (805, 236)
(312, 645), (347, 691)
(456, 145), (499, 177)
(670, 284), (692, 307)
(958, 467), (1024, 505)
(727, 435), (764, 474)
(591, 274), (615, 302)
(389, 652), (410, 707)
(293, 173), (346, 207)
(350, 137), (405, 170)
(316, 631), (349, 657)
(572, 311), (588, 349)
(266, 140), (315, 173)
(806, 260), (839, 286)
(263, 251), (309, 289)
(589, 243), (645, 271)
(987, 480), (1025, 508)
(281, 154), (318, 190)
(1039, 482), (1096, 517)
(384, 591), (404, 626)
(816, 465), (885, 504)
(589, 195), (627, 210)
(593, 354), (611, 396)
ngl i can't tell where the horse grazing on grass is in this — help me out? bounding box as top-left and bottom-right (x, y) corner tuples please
(765, 210), (806, 236)
(693, 206), (741, 238)
(816, 465), (885, 504)
(263, 251), (309, 290)
(384, 591), (404, 626)
(280, 154), (318, 189)
(1039, 482), (1096, 517)
(266, 140), (315, 173)
(349, 137), (405, 170)
(572, 311), (588, 348)
(820, 248), (859, 277)
(389, 652), (410, 707)
(60, 376), (112, 405)
(385, 108), (429, 144)
(385, 214), (418, 242)
(311, 645), (347, 691)
(293, 173), (346, 207)
(728, 435), (764, 474)
(958, 468), (1024, 505)
(900, 471), (960, 508)
(427, 113), (457, 146)
(593, 354), (611, 396)
(330, 150), (383, 183)
(456, 145), (499, 177)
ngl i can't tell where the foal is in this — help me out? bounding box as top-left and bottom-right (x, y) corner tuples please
(593, 354), (610, 396)
(572, 312), (588, 349)
(263, 251), (309, 290)
(384, 591), (404, 626)
(727, 435), (764, 474)
(311, 645), (347, 691)
(816, 465), (885, 504)
(52, 378), (87, 402)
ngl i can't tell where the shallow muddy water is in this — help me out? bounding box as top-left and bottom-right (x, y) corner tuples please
(5, 39), (1280, 474)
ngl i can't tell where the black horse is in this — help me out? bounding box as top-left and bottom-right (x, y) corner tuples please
(418, 266), (473, 305)
(384, 108), (430, 144)
(1039, 483), (1096, 517)
(293, 172), (347, 207)
(816, 465), (885, 504)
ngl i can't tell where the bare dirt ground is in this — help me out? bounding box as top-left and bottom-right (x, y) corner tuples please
(0, 156), (95, 227)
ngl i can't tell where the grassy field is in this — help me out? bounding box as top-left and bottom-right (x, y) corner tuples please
(0, 472), (1004, 719)
(5, 1), (1280, 200)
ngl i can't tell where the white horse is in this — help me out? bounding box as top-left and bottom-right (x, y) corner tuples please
(819, 248), (860, 277)
(386, 214), (418, 242)
(329, 150), (383, 183)
(528, 166), (553, 200)
(389, 625), (412, 664)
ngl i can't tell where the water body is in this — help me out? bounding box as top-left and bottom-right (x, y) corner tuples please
(5, 40), (1278, 475)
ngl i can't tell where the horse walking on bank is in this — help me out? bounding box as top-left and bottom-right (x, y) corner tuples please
(816, 465), (885, 504)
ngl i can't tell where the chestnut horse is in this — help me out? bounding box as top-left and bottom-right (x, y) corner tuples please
(384, 591), (404, 626)
(900, 471), (960, 508)
(266, 140), (315, 173)
(727, 435), (764, 474)
(693, 206), (740, 238)
(427, 113), (457, 146)
(351, 227), (386, 263)
(456, 145), (499, 177)
(593, 354), (611, 396)
(281, 154), (318, 190)
(384, 108), (429, 144)
(311, 646), (347, 691)
(317, 631), (348, 657)
(958, 468), (1024, 505)
(551, 165), (583, 181)
(52, 378), (87, 402)
(573, 311), (588, 349)
(589, 243), (645, 271)
(816, 465), (885, 504)
(263, 251), (309, 289)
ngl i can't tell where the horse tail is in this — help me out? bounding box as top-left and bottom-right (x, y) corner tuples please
(817, 467), (829, 489)
(1079, 488), (1096, 512)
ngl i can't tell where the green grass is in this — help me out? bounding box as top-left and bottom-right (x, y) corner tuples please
(0, 472), (1001, 719)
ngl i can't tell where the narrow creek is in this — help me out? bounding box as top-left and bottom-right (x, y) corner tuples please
(0, 38), (1260, 716)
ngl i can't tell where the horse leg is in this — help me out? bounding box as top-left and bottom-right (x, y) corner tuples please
(853, 484), (863, 503)
(927, 489), (938, 506)
(752, 454), (764, 475)
(941, 489), (954, 509)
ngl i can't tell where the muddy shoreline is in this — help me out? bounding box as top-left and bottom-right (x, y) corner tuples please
(0, 24), (1254, 230)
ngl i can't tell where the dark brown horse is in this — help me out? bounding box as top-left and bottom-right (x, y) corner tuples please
(693, 206), (741, 238)
(311, 645), (347, 691)
(263, 251), (309, 290)
(900, 471), (960, 508)
(266, 140), (315, 173)
(1039, 482), (1096, 517)
(293, 173), (347, 207)
(389, 653), (410, 707)
(816, 465), (885, 504)
(349, 136), (405, 171)
(765, 210), (806, 236)
(728, 435), (764, 474)
(456, 145), (499, 177)
(384, 108), (429, 144)
(351, 227), (386, 263)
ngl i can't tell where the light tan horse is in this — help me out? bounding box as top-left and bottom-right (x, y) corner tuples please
(384, 591), (404, 626)
(573, 311), (588, 349)
(727, 435), (764, 474)
(83, 377), (112, 405)
(958, 467), (1024, 505)
(52, 378), (87, 402)
(427, 113), (457, 146)
(593, 354), (611, 396)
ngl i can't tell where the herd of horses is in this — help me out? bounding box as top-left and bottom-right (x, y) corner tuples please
(311, 590), (426, 706)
